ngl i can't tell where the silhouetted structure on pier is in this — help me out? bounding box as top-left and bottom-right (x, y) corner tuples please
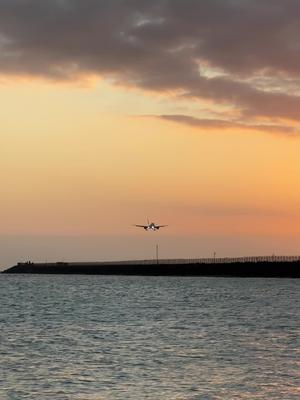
(2, 255), (300, 277)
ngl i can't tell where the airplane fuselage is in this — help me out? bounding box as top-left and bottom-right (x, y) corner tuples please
(145, 223), (159, 231)
(134, 220), (167, 231)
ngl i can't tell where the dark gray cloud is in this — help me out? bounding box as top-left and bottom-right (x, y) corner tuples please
(1, 0), (300, 124)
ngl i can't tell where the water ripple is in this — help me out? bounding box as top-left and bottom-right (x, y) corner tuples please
(0, 275), (299, 399)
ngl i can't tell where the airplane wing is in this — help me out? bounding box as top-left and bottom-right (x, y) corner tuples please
(156, 225), (168, 228)
(134, 225), (148, 228)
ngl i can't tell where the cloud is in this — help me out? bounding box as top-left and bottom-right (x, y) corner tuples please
(158, 114), (299, 135)
(1, 1), (300, 124)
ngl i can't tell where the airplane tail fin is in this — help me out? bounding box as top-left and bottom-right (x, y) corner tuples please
(147, 217), (150, 226)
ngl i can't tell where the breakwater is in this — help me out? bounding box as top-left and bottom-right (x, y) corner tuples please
(2, 256), (300, 277)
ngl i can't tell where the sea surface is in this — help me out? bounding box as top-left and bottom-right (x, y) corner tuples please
(0, 274), (299, 400)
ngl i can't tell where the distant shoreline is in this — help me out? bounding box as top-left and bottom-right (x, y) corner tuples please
(2, 259), (300, 277)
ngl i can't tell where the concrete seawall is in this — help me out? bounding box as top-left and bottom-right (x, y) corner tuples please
(2, 259), (300, 277)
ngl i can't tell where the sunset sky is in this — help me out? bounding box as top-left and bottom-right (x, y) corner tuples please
(1, 0), (300, 268)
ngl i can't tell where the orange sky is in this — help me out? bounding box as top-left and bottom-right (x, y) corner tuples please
(1, 79), (300, 256)
(1, 0), (300, 266)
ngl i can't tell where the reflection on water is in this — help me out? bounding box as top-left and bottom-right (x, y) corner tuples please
(0, 275), (299, 399)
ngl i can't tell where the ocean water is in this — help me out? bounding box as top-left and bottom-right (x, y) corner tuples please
(0, 275), (299, 400)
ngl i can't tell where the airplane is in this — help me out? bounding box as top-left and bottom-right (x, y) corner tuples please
(134, 219), (168, 231)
